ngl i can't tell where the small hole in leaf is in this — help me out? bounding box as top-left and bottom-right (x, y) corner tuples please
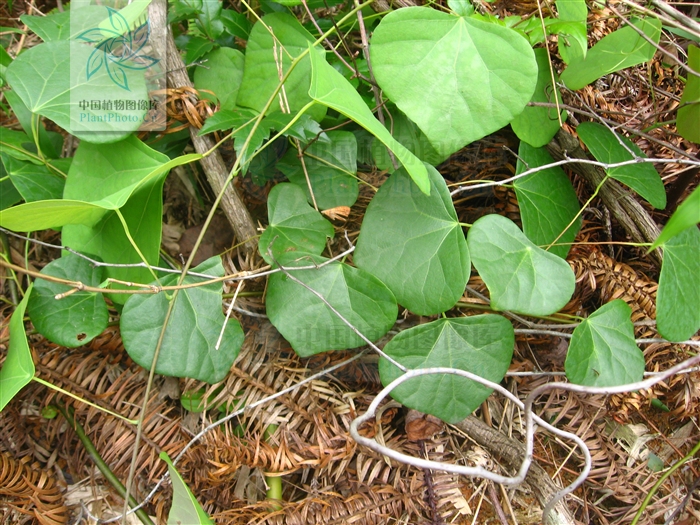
(76, 333), (87, 341)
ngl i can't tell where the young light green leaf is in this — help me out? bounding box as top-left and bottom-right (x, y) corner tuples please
(277, 130), (359, 209)
(236, 13), (326, 122)
(577, 122), (666, 209)
(307, 43), (430, 194)
(560, 18), (661, 90)
(657, 226), (700, 342)
(467, 214), (575, 315)
(28, 253), (108, 347)
(370, 7), (537, 158)
(3, 156), (65, 202)
(121, 257), (244, 383)
(379, 316), (514, 424)
(565, 300), (644, 386)
(650, 186), (700, 249)
(160, 452), (214, 525)
(194, 47), (245, 111)
(258, 183), (334, 264)
(266, 253), (398, 357)
(0, 199), (107, 231)
(677, 45), (700, 144)
(513, 143), (581, 258)
(511, 48), (565, 147)
(0, 284), (35, 412)
(5, 40), (149, 143)
(354, 166), (470, 315)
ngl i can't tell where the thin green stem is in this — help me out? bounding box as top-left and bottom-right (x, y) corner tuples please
(54, 404), (154, 525)
(630, 438), (700, 525)
(114, 209), (161, 286)
(33, 377), (137, 425)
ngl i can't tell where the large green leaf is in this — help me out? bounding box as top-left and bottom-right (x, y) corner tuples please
(121, 257), (244, 383)
(5, 40), (148, 143)
(28, 253), (108, 347)
(236, 13), (326, 122)
(4, 88), (63, 159)
(577, 122), (666, 209)
(370, 7), (537, 158)
(555, 0), (587, 63)
(0, 284), (35, 412)
(258, 183), (334, 264)
(3, 156), (65, 202)
(651, 186), (700, 249)
(160, 452), (214, 525)
(354, 166), (470, 315)
(467, 214), (575, 315)
(677, 45), (700, 144)
(64, 135), (171, 209)
(657, 227), (700, 342)
(266, 253), (398, 357)
(378, 316), (514, 424)
(513, 143), (581, 258)
(565, 300), (644, 386)
(560, 18), (662, 90)
(277, 130), (359, 210)
(511, 48), (564, 148)
(194, 47), (245, 111)
(307, 43), (430, 195)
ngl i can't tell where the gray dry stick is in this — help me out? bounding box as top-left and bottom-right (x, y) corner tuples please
(148, 0), (258, 253)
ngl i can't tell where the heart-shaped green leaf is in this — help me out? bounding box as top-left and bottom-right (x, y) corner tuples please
(565, 300), (644, 386)
(194, 47), (245, 111)
(354, 165), (470, 315)
(0, 284), (35, 412)
(307, 43), (430, 194)
(370, 7), (537, 157)
(28, 253), (108, 347)
(513, 143), (581, 258)
(577, 122), (666, 209)
(266, 253), (398, 357)
(277, 130), (359, 209)
(121, 257), (244, 383)
(379, 316), (514, 424)
(511, 48), (565, 148)
(657, 226), (700, 342)
(561, 18), (661, 90)
(236, 13), (326, 122)
(468, 214), (575, 315)
(258, 183), (334, 264)
(6, 40), (149, 143)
